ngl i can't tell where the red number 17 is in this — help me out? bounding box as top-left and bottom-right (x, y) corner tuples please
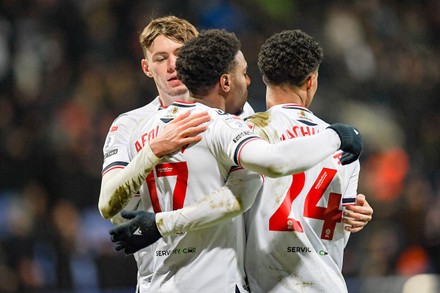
(146, 162), (189, 213)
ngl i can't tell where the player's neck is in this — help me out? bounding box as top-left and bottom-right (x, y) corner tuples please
(159, 92), (190, 107)
(266, 85), (306, 109)
(187, 93), (225, 111)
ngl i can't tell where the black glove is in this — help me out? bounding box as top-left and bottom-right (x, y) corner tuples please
(327, 123), (363, 165)
(109, 210), (162, 255)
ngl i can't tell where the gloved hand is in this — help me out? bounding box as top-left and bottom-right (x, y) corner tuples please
(327, 123), (363, 165)
(109, 210), (162, 255)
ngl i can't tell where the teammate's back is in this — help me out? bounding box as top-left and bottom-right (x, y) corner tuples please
(245, 104), (359, 292)
(129, 101), (260, 292)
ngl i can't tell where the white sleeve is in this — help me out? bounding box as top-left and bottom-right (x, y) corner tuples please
(238, 129), (341, 177)
(110, 196), (142, 224)
(98, 142), (161, 219)
(342, 160), (360, 206)
(155, 168), (263, 236)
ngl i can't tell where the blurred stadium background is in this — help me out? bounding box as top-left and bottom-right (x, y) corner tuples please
(0, 0), (439, 292)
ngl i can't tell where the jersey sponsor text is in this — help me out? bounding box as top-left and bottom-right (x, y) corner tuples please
(155, 247), (196, 256)
(287, 246), (313, 253)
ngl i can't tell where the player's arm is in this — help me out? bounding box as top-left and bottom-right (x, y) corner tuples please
(98, 111), (211, 219)
(337, 159), (370, 233)
(343, 194), (373, 232)
(109, 168), (263, 255)
(98, 142), (159, 220)
(109, 195), (142, 225)
(157, 167), (262, 236)
(238, 124), (362, 178)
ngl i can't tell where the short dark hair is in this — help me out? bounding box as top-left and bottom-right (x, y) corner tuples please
(176, 29), (241, 97)
(258, 29), (323, 86)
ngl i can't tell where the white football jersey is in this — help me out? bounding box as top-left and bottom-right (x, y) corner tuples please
(244, 104), (359, 293)
(101, 99), (254, 292)
(102, 97), (163, 175)
(101, 97), (163, 289)
(101, 98), (256, 291)
(128, 101), (261, 293)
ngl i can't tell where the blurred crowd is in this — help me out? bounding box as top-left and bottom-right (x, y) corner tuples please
(0, 0), (439, 292)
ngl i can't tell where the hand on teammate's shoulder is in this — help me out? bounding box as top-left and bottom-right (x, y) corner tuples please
(327, 123), (362, 165)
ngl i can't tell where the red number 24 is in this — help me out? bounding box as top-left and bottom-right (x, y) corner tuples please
(269, 168), (342, 240)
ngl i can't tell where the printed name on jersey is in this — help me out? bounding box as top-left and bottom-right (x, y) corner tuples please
(280, 125), (320, 141)
(135, 126), (160, 153)
(104, 149), (118, 159)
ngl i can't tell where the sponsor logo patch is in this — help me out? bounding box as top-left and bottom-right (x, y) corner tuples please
(104, 136), (115, 149)
(104, 149), (118, 159)
(224, 116), (247, 129)
(233, 131), (252, 143)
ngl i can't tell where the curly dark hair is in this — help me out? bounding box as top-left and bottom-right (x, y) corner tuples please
(176, 29), (241, 97)
(258, 29), (323, 87)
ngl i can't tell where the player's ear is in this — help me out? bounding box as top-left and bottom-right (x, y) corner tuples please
(306, 74), (314, 90)
(306, 72), (318, 90)
(141, 59), (153, 78)
(220, 74), (231, 92)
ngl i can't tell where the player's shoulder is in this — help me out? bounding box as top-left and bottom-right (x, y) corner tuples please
(153, 101), (200, 123)
(209, 108), (250, 130)
(165, 101), (240, 121)
(245, 104), (300, 124)
(165, 101), (199, 113)
(269, 103), (313, 117)
(244, 111), (272, 141)
(245, 111), (270, 125)
(239, 101), (255, 119)
(113, 97), (161, 125)
(271, 103), (330, 127)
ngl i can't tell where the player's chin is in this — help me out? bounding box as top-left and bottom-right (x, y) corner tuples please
(234, 108), (244, 116)
(169, 85), (188, 97)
